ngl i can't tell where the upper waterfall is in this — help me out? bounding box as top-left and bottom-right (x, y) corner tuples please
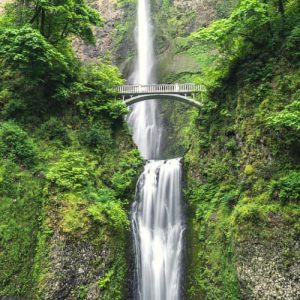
(136, 0), (155, 84)
(127, 0), (162, 159)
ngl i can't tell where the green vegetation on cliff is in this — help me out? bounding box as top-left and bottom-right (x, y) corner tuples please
(1, 0), (299, 299)
(0, 1), (142, 298)
(176, 0), (300, 298)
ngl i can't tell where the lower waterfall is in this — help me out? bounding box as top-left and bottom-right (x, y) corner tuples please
(132, 159), (184, 300)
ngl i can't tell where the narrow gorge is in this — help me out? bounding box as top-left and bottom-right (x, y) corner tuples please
(0, 0), (299, 299)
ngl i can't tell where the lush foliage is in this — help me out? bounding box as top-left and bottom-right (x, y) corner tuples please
(111, 149), (144, 196)
(0, 121), (37, 166)
(0, 26), (69, 78)
(11, 0), (101, 43)
(267, 101), (300, 131)
(71, 61), (127, 120)
(190, 0), (300, 86)
(271, 171), (300, 204)
(1, 0), (299, 298)
(0, 0), (125, 122)
(0, 0), (138, 298)
(46, 151), (96, 190)
(39, 117), (71, 145)
(159, 0), (300, 298)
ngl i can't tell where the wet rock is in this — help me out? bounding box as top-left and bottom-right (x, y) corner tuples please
(0, 0), (9, 14)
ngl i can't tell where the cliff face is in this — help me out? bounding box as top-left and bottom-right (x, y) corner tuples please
(172, 0), (233, 30)
(0, 118), (142, 299)
(235, 231), (300, 299)
(73, 0), (137, 79)
(0, 0), (8, 14)
(74, 0), (237, 77)
(33, 132), (141, 300)
(74, 0), (126, 61)
(182, 60), (300, 298)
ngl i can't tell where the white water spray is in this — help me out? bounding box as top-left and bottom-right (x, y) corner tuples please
(129, 0), (184, 299)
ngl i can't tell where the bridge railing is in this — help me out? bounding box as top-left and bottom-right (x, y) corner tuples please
(116, 84), (205, 95)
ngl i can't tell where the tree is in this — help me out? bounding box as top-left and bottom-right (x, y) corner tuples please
(191, 0), (272, 57)
(70, 61), (127, 120)
(0, 25), (75, 117)
(0, 0), (125, 121)
(14, 0), (102, 44)
(0, 26), (69, 80)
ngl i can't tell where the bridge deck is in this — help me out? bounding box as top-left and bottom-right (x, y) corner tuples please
(116, 84), (205, 95)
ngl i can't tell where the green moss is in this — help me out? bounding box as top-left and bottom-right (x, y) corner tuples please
(58, 194), (91, 234)
(185, 182), (240, 299)
(244, 164), (254, 176)
(100, 240), (128, 300)
(0, 114), (140, 298)
(0, 160), (43, 296)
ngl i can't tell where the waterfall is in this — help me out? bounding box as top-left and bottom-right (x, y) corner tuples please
(132, 159), (184, 300)
(127, 0), (162, 159)
(128, 0), (185, 299)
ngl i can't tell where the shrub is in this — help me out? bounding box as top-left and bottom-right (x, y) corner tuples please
(100, 101), (128, 120)
(88, 201), (129, 231)
(111, 149), (143, 196)
(1, 98), (27, 120)
(111, 169), (137, 196)
(244, 164), (254, 175)
(0, 122), (37, 166)
(46, 151), (95, 190)
(79, 124), (112, 153)
(271, 171), (300, 204)
(231, 203), (267, 226)
(285, 25), (300, 62)
(98, 269), (114, 290)
(266, 100), (300, 132)
(87, 188), (117, 203)
(218, 188), (240, 208)
(73, 61), (127, 119)
(39, 117), (70, 145)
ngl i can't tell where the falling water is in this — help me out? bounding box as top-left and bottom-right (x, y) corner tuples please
(132, 159), (184, 300)
(127, 0), (162, 159)
(128, 0), (185, 299)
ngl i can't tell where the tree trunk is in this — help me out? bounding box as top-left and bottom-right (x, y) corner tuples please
(278, 0), (285, 17)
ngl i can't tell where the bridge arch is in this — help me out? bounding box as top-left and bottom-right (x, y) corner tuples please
(123, 94), (202, 108)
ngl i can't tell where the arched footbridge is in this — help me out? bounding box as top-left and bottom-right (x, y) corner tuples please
(115, 84), (205, 108)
